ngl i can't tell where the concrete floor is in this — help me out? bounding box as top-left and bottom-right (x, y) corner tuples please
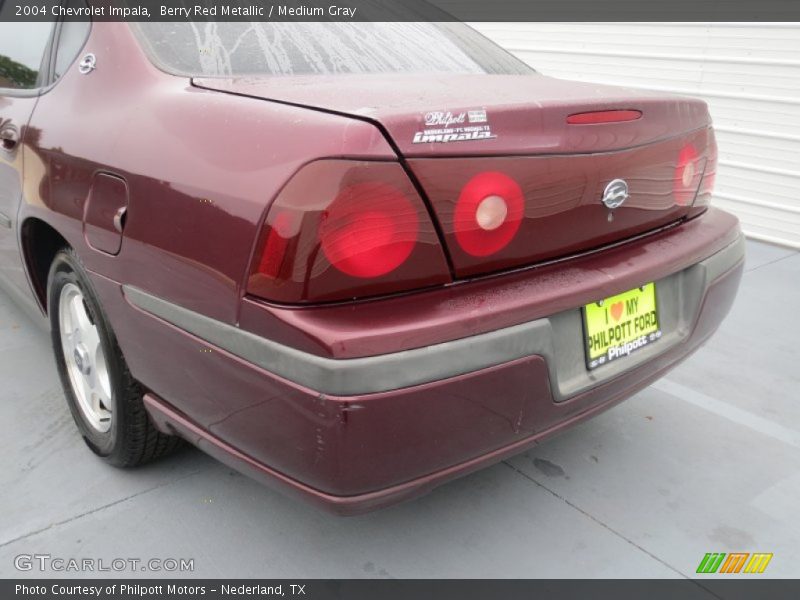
(0, 239), (798, 579)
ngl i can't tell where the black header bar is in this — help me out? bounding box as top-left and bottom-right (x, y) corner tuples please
(3, 0), (800, 22)
(4, 579), (800, 600)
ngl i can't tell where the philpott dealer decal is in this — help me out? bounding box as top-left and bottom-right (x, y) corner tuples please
(412, 110), (496, 144)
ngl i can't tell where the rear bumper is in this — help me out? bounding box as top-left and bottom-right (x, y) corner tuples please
(109, 209), (745, 514)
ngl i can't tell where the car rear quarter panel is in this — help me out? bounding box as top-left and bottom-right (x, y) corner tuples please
(21, 22), (394, 324)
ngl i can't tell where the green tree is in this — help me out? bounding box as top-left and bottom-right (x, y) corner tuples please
(0, 55), (38, 88)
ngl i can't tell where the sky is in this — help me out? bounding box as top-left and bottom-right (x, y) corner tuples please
(0, 23), (54, 69)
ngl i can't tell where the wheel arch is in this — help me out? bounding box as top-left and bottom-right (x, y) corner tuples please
(20, 217), (71, 314)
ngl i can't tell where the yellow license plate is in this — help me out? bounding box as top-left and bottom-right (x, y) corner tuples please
(583, 283), (662, 369)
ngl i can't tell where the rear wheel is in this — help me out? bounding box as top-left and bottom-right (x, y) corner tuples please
(48, 247), (180, 466)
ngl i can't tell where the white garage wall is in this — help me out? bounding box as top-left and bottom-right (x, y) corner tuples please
(473, 23), (800, 248)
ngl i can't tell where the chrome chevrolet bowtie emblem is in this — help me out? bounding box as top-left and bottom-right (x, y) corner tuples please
(602, 179), (629, 209)
(78, 53), (96, 75)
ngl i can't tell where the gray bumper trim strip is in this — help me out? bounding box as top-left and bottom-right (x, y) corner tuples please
(124, 285), (553, 396)
(123, 234), (745, 398)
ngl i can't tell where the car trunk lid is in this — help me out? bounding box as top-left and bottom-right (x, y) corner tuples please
(194, 73), (715, 277)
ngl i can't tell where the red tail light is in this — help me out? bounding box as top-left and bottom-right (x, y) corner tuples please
(248, 160), (451, 303)
(454, 171), (524, 257)
(674, 143), (706, 206)
(319, 182), (418, 279)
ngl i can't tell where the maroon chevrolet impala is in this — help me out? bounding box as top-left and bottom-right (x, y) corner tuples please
(0, 17), (744, 513)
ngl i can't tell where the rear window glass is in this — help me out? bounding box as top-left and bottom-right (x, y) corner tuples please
(132, 22), (533, 78)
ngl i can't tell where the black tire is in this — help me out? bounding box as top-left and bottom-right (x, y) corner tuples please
(48, 247), (181, 467)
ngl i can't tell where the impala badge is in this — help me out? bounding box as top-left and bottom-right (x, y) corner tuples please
(602, 179), (629, 209)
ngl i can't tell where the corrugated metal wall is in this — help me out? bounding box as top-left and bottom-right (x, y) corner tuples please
(473, 23), (800, 248)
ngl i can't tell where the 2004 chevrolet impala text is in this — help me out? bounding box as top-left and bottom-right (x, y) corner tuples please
(0, 19), (744, 514)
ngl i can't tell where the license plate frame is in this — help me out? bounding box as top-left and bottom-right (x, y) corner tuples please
(582, 283), (662, 370)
